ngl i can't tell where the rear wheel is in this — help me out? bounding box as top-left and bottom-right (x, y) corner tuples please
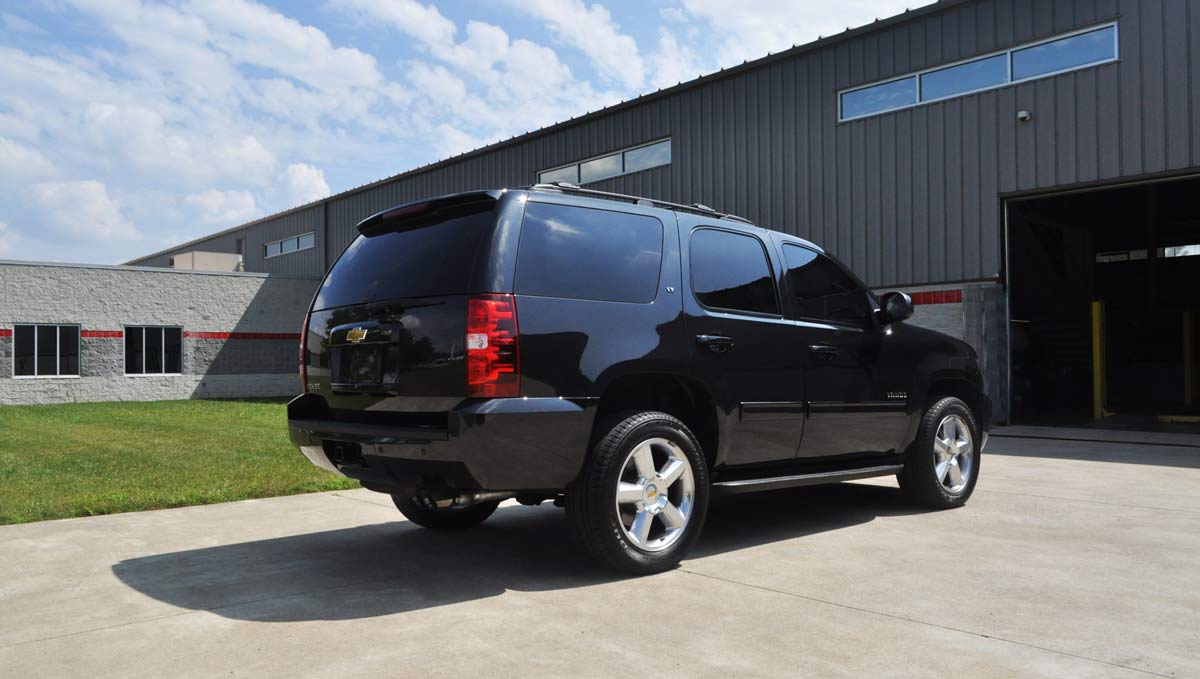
(898, 397), (981, 508)
(391, 495), (500, 530)
(568, 411), (709, 575)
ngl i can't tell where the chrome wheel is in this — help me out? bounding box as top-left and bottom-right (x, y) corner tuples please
(614, 437), (696, 552)
(934, 414), (974, 494)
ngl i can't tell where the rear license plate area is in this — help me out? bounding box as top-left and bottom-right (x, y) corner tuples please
(334, 346), (384, 384)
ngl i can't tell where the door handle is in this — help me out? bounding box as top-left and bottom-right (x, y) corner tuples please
(696, 335), (735, 354)
(808, 344), (839, 362)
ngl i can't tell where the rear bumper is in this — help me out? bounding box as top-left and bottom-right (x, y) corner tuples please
(287, 393), (597, 492)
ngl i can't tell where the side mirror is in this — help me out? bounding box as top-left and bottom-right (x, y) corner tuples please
(878, 291), (914, 324)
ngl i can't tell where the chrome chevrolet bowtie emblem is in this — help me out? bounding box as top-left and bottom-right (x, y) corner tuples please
(346, 327), (368, 343)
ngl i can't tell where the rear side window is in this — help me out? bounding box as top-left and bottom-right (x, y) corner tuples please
(314, 204), (495, 310)
(515, 202), (663, 303)
(781, 244), (871, 326)
(690, 229), (779, 315)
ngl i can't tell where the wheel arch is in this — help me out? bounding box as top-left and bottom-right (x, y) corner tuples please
(590, 372), (719, 469)
(925, 370), (984, 423)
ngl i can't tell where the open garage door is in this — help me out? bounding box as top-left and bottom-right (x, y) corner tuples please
(1007, 177), (1200, 425)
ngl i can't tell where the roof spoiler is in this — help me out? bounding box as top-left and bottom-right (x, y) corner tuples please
(356, 190), (503, 236)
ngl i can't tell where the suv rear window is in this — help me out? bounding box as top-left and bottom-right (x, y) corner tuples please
(690, 228), (779, 315)
(515, 202), (663, 304)
(313, 204), (495, 310)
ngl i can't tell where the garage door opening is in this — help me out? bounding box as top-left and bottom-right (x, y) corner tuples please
(1007, 177), (1200, 425)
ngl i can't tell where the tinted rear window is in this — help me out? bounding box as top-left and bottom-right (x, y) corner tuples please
(690, 228), (779, 315)
(314, 205), (495, 310)
(515, 202), (663, 304)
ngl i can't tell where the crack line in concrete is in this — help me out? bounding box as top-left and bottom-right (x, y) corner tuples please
(676, 568), (1173, 679)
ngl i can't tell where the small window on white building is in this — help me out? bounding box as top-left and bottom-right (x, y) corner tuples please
(12, 324), (80, 378)
(125, 326), (183, 375)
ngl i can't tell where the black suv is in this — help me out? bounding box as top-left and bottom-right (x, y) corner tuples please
(289, 184), (990, 574)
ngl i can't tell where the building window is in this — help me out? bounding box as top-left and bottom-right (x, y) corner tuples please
(265, 232), (315, 258)
(13, 324), (79, 378)
(538, 138), (671, 185)
(839, 22), (1118, 121)
(125, 326), (183, 375)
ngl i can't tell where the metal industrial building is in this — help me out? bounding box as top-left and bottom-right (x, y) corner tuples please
(128, 0), (1200, 425)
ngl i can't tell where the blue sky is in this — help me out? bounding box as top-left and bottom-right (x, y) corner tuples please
(0, 0), (930, 264)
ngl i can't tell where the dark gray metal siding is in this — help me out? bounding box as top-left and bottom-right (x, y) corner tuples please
(247, 205), (324, 276)
(130, 0), (1200, 289)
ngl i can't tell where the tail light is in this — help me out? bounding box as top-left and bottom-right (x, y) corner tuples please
(466, 294), (519, 397)
(300, 311), (310, 392)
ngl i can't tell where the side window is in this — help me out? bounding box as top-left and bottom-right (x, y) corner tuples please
(515, 202), (663, 304)
(781, 244), (871, 326)
(690, 229), (779, 315)
(12, 324), (79, 377)
(125, 326), (183, 375)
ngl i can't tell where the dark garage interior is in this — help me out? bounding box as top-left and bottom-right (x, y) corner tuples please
(1007, 176), (1200, 425)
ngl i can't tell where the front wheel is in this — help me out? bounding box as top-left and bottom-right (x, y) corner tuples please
(898, 397), (981, 509)
(568, 411), (710, 575)
(392, 495), (500, 530)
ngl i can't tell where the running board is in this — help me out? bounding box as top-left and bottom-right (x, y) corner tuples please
(712, 464), (904, 495)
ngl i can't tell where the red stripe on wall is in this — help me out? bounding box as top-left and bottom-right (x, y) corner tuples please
(81, 330), (123, 338)
(910, 289), (963, 305)
(0, 329), (10, 337)
(184, 331), (301, 340)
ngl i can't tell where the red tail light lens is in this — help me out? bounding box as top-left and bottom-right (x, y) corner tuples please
(466, 294), (519, 397)
(300, 311), (310, 393)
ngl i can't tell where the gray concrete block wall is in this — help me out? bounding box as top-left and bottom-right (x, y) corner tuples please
(0, 261), (318, 405)
(0, 336), (9, 379)
(189, 338), (297, 375)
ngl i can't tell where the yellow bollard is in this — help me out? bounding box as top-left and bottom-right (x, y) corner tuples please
(1091, 300), (1106, 421)
(1186, 309), (1194, 409)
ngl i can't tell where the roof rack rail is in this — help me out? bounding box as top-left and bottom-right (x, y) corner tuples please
(530, 183), (755, 225)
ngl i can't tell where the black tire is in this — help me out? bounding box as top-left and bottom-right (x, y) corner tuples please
(898, 397), (981, 509)
(568, 411), (710, 575)
(391, 495), (500, 530)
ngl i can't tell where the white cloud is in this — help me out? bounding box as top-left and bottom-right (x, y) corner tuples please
(670, 0), (936, 66)
(274, 164), (330, 207)
(0, 137), (55, 183)
(184, 189), (259, 225)
(646, 28), (706, 90)
(500, 0), (645, 90)
(333, 0), (625, 150)
(0, 221), (18, 258)
(31, 180), (139, 240)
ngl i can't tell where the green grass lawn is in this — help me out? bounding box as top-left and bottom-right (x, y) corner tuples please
(0, 399), (358, 525)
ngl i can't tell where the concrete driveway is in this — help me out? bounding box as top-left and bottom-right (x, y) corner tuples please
(2, 433), (1197, 678)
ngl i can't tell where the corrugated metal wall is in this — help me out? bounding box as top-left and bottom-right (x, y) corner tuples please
(130, 0), (1200, 289)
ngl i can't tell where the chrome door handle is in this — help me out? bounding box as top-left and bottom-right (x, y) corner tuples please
(808, 344), (839, 361)
(696, 335), (735, 354)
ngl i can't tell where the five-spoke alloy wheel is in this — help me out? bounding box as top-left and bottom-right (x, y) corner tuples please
(899, 397), (981, 509)
(933, 414), (974, 494)
(614, 437), (696, 552)
(569, 411), (709, 575)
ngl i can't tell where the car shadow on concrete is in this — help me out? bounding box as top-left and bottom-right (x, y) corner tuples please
(111, 482), (918, 623)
